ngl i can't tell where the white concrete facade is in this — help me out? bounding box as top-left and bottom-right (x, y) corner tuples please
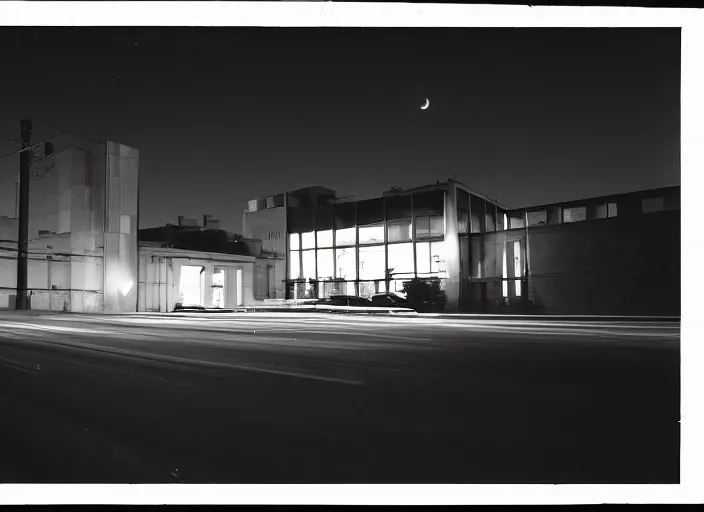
(137, 246), (257, 312)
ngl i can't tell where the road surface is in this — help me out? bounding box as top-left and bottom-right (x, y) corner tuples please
(0, 311), (679, 483)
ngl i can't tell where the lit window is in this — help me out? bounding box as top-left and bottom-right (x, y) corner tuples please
(416, 242), (431, 276)
(301, 231), (315, 249)
(607, 202), (618, 217)
(430, 241), (446, 276)
(503, 213), (508, 231)
(359, 222), (384, 244)
(301, 250), (316, 279)
(387, 242), (414, 276)
(642, 197), (664, 214)
(289, 233), (300, 251)
(359, 245), (386, 280)
(335, 227), (356, 246)
(289, 250), (300, 279)
(336, 247), (356, 280)
(317, 230), (333, 248)
(317, 249), (334, 279)
(564, 206), (586, 223)
(387, 219), (412, 243)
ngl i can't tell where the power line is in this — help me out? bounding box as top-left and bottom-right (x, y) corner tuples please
(2, 106), (101, 145)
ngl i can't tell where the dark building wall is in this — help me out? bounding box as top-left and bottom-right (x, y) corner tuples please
(463, 209), (680, 315)
(526, 209), (680, 316)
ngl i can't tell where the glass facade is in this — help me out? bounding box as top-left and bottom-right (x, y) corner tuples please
(284, 184), (501, 300)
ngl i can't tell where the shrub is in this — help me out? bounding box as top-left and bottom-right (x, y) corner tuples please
(402, 277), (447, 313)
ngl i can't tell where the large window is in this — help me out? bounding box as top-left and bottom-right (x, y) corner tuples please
(485, 203), (496, 232)
(387, 218), (412, 243)
(334, 202), (356, 229)
(359, 245), (386, 280)
(416, 242), (431, 276)
(457, 189), (470, 235)
(470, 195), (486, 233)
(289, 251), (301, 279)
(430, 241), (447, 276)
(357, 198), (384, 245)
(386, 194), (412, 243)
(289, 233), (300, 251)
(387, 242), (414, 277)
(317, 249), (334, 279)
(317, 229), (333, 248)
(359, 222), (384, 244)
(416, 241), (447, 277)
(335, 226), (356, 246)
(336, 247), (357, 280)
(415, 215), (444, 240)
(301, 231), (315, 249)
(301, 250), (316, 279)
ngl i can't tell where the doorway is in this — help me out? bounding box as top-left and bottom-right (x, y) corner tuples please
(212, 267), (225, 308)
(180, 265), (205, 307)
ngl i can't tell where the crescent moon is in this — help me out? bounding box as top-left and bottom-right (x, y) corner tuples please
(421, 98), (430, 110)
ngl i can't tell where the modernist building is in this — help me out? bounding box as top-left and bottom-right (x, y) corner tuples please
(244, 181), (680, 315)
(0, 136), (139, 313)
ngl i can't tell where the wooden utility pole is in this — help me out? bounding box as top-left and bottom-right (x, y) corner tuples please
(15, 118), (32, 310)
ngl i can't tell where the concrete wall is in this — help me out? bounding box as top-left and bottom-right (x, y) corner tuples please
(0, 140), (138, 313)
(103, 142), (139, 313)
(243, 206), (287, 299)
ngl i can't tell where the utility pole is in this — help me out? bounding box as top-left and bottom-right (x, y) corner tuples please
(15, 118), (32, 310)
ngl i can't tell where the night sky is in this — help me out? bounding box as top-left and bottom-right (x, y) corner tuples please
(0, 28), (680, 232)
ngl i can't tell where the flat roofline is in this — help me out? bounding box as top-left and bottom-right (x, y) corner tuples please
(139, 245), (257, 263)
(509, 185), (681, 213)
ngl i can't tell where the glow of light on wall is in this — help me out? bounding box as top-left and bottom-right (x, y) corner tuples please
(118, 279), (134, 296)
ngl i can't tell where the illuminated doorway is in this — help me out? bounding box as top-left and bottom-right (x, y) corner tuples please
(180, 265), (205, 307)
(212, 267), (225, 308)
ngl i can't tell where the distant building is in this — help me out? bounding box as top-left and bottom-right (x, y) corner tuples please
(137, 215), (281, 311)
(243, 181), (680, 315)
(0, 138), (139, 313)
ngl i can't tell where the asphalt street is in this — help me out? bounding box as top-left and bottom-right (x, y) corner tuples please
(0, 311), (680, 483)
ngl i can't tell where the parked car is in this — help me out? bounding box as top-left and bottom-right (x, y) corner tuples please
(317, 295), (372, 307)
(370, 292), (410, 308)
